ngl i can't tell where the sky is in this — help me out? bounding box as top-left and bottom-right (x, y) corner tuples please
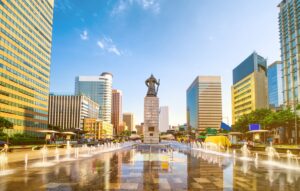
(50, 0), (281, 126)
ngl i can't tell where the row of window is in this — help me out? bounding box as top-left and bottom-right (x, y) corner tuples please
(0, 66), (48, 96)
(0, 78), (47, 103)
(0, 1), (52, 53)
(0, 19), (50, 69)
(23, 0), (53, 28)
(0, 98), (47, 115)
(0, 116), (47, 129)
(0, 88), (47, 108)
(0, 51), (48, 83)
(1, 59), (48, 90)
(234, 90), (251, 100)
(7, 0), (52, 41)
(0, 107), (47, 121)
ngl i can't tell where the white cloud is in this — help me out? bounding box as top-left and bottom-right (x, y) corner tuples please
(80, 30), (88, 40)
(97, 36), (123, 56)
(97, 41), (104, 49)
(111, 0), (160, 15)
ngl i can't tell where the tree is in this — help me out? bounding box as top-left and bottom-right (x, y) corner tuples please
(232, 109), (272, 133)
(0, 117), (13, 143)
(0, 117), (13, 135)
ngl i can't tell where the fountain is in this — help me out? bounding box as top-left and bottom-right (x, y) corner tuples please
(240, 142), (252, 161)
(31, 145), (55, 168)
(41, 145), (48, 164)
(265, 143), (280, 162)
(65, 141), (72, 160)
(55, 147), (60, 162)
(24, 153), (28, 170)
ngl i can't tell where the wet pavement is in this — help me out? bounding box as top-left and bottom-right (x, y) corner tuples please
(0, 143), (300, 190)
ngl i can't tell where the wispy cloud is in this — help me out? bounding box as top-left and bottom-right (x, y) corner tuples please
(97, 36), (122, 56)
(80, 30), (89, 40)
(55, 0), (73, 13)
(111, 0), (161, 16)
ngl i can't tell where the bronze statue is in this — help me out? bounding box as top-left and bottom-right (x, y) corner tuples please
(145, 74), (160, 97)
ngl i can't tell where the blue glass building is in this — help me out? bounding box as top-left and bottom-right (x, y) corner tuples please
(268, 61), (283, 108)
(75, 73), (113, 122)
(233, 52), (267, 85)
(187, 76), (222, 132)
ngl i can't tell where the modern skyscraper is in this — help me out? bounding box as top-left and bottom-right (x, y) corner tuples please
(75, 73), (113, 122)
(159, 106), (169, 132)
(48, 95), (99, 130)
(231, 52), (268, 124)
(278, 0), (300, 107)
(268, 61), (284, 108)
(187, 76), (222, 132)
(111, 89), (122, 135)
(123, 113), (135, 132)
(0, 0), (54, 135)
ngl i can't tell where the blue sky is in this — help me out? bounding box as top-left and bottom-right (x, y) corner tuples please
(51, 0), (281, 125)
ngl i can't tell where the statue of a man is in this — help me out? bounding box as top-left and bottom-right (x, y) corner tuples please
(145, 74), (160, 96)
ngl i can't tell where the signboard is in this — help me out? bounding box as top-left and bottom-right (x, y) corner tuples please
(249, 124), (260, 131)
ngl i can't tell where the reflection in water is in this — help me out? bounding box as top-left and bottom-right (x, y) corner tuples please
(0, 143), (299, 190)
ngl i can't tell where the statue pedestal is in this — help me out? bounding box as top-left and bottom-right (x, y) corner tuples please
(143, 96), (159, 144)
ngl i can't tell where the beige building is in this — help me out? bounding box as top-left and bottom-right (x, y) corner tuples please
(231, 52), (268, 124)
(187, 76), (222, 132)
(48, 95), (99, 130)
(135, 124), (144, 135)
(83, 118), (113, 140)
(111, 89), (122, 135)
(123, 113), (136, 132)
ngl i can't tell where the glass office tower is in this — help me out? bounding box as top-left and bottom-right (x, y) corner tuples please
(187, 76), (222, 132)
(0, 0), (54, 134)
(278, 0), (300, 107)
(75, 73), (113, 123)
(231, 52), (268, 124)
(268, 61), (283, 108)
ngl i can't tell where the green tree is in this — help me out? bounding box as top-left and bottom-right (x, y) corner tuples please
(0, 117), (13, 135)
(232, 109), (272, 132)
(0, 117), (13, 143)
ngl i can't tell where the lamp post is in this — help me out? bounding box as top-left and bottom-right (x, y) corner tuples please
(294, 98), (298, 145)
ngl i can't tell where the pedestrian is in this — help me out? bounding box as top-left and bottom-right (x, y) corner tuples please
(1, 144), (9, 153)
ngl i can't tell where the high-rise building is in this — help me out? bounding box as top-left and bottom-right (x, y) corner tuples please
(48, 95), (99, 130)
(268, 61), (284, 108)
(123, 113), (135, 132)
(187, 76), (222, 132)
(231, 52), (268, 124)
(75, 73), (113, 122)
(0, 0), (54, 135)
(111, 89), (122, 135)
(159, 106), (169, 132)
(278, 0), (300, 107)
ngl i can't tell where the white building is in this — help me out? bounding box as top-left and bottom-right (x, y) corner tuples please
(75, 73), (113, 123)
(159, 106), (169, 132)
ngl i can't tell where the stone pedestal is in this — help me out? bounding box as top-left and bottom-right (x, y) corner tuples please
(143, 96), (159, 144)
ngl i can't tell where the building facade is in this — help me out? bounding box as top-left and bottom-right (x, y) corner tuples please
(123, 113), (135, 132)
(111, 89), (122, 135)
(75, 73), (113, 122)
(278, 0), (300, 107)
(83, 118), (113, 140)
(187, 76), (222, 132)
(159, 106), (169, 132)
(135, 124), (144, 135)
(48, 95), (99, 130)
(0, 0), (54, 135)
(268, 61), (283, 108)
(231, 52), (268, 124)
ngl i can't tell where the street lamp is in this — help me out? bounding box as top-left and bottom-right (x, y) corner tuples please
(294, 98), (298, 145)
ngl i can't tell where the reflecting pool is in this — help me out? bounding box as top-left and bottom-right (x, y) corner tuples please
(0, 143), (299, 190)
